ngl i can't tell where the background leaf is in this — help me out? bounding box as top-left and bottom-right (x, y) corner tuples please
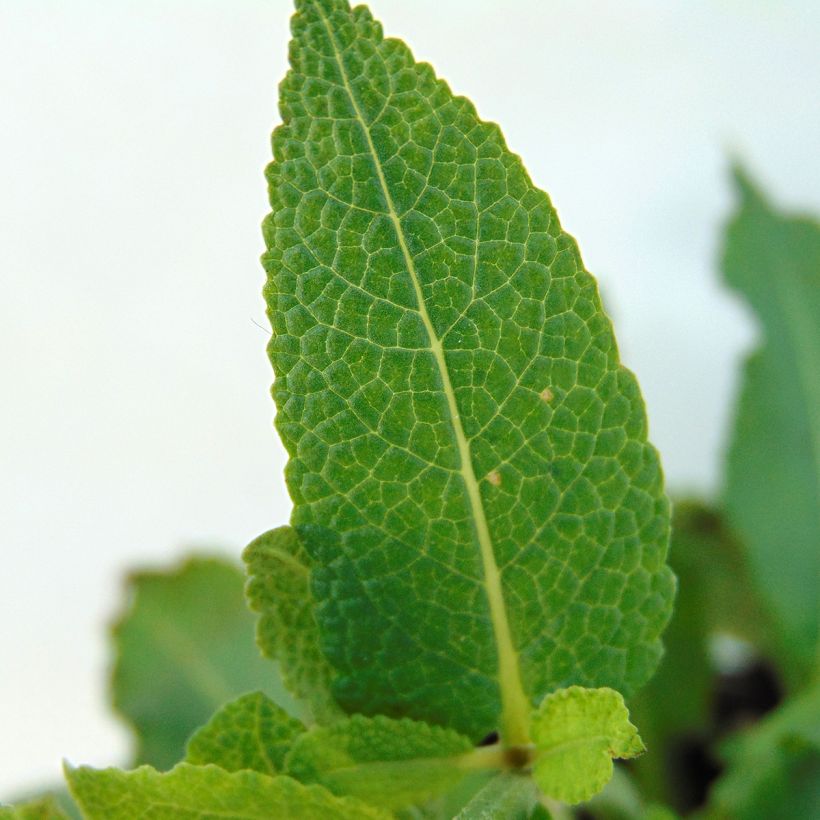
(264, 0), (673, 742)
(185, 692), (305, 775)
(452, 773), (538, 820)
(721, 167), (820, 684)
(706, 682), (820, 819)
(65, 763), (389, 820)
(0, 796), (69, 819)
(111, 556), (300, 769)
(629, 502), (772, 806)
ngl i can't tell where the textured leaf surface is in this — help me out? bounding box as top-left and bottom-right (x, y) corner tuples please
(244, 527), (341, 722)
(0, 797), (69, 819)
(722, 169), (820, 681)
(709, 683), (820, 819)
(65, 763), (389, 820)
(285, 714), (473, 808)
(185, 692), (305, 774)
(531, 686), (644, 804)
(264, 0), (673, 742)
(452, 774), (538, 820)
(111, 556), (299, 769)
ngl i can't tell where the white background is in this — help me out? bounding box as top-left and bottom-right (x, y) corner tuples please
(2, 0), (819, 799)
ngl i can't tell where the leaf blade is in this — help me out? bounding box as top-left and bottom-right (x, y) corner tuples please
(185, 692), (305, 775)
(111, 556), (300, 769)
(243, 527), (342, 722)
(284, 714), (475, 809)
(65, 763), (389, 820)
(266, 0), (673, 740)
(452, 773), (539, 820)
(721, 168), (820, 681)
(531, 686), (644, 805)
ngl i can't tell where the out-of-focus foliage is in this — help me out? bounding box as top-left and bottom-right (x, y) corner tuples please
(721, 168), (819, 686)
(111, 556), (300, 769)
(708, 682), (820, 819)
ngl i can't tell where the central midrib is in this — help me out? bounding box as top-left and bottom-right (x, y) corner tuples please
(315, 7), (531, 745)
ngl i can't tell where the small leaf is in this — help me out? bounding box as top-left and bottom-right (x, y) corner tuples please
(452, 773), (539, 819)
(265, 0), (673, 745)
(244, 527), (341, 722)
(185, 692), (305, 775)
(65, 763), (389, 820)
(284, 714), (475, 809)
(0, 796), (69, 819)
(111, 556), (301, 769)
(531, 686), (644, 804)
(722, 167), (820, 683)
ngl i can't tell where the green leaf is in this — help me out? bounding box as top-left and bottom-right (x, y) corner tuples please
(721, 167), (820, 682)
(185, 692), (305, 774)
(111, 556), (301, 769)
(244, 527), (341, 722)
(708, 683), (820, 820)
(531, 686), (644, 804)
(0, 796), (69, 819)
(284, 714), (475, 809)
(65, 763), (390, 820)
(264, 0), (673, 744)
(452, 774), (538, 819)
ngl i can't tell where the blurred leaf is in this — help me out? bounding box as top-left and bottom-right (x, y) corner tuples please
(0, 796), (69, 819)
(284, 714), (474, 809)
(530, 687), (644, 805)
(244, 528), (342, 723)
(111, 555), (301, 770)
(629, 502), (770, 802)
(722, 167), (820, 683)
(707, 682), (820, 819)
(452, 773), (538, 819)
(65, 763), (389, 820)
(185, 691), (305, 774)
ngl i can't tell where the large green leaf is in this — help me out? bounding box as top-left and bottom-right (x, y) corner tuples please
(111, 556), (300, 769)
(65, 763), (389, 820)
(186, 692), (305, 775)
(722, 168), (820, 682)
(284, 714), (474, 809)
(263, 0), (673, 743)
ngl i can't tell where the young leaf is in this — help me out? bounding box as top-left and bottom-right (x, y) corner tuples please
(531, 686), (644, 805)
(185, 691), (305, 775)
(111, 556), (301, 770)
(65, 763), (389, 820)
(452, 773), (539, 820)
(722, 168), (820, 683)
(0, 796), (69, 819)
(284, 714), (475, 809)
(264, 0), (673, 743)
(244, 527), (341, 722)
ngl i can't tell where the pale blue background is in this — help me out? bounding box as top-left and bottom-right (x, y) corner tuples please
(2, 0), (818, 798)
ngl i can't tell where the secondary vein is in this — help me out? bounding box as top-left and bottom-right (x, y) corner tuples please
(315, 4), (531, 745)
